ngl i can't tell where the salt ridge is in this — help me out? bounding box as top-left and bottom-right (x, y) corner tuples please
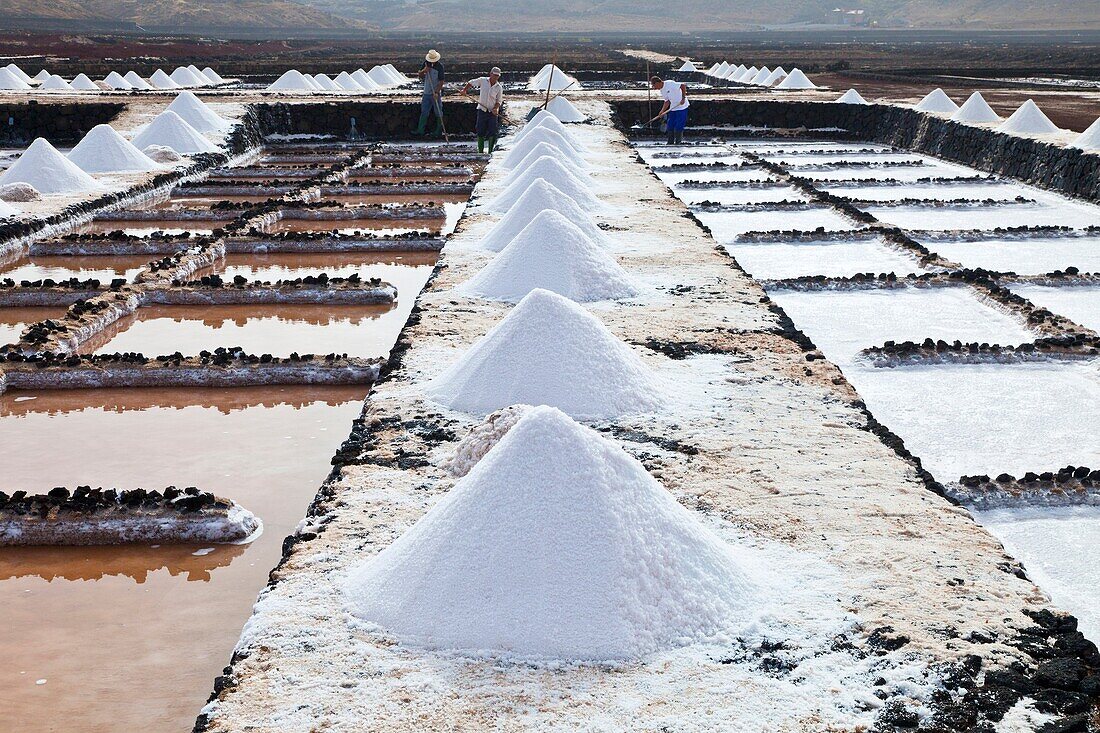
(166, 91), (231, 133)
(67, 124), (162, 174)
(487, 164), (602, 214)
(0, 138), (104, 194)
(132, 111), (219, 155)
(476, 178), (606, 253)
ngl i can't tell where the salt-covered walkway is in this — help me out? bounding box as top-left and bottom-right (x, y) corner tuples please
(198, 102), (1090, 732)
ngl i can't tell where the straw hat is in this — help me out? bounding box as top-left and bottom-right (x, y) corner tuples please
(425, 49), (441, 63)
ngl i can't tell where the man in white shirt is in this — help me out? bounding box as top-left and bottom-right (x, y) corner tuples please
(462, 67), (504, 153)
(650, 76), (690, 145)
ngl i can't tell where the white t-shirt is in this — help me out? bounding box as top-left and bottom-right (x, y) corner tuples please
(660, 82), (689, 112)
(468, 77), (503, 112)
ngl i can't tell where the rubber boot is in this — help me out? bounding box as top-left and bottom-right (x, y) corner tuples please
(666, 128), (675, 145)
(432, 118), (444, 138)
(487, 137), (497, 154)
(411, 116), (427, 136)
(477, 136), (485, 153)
(674, 129), (684, 144)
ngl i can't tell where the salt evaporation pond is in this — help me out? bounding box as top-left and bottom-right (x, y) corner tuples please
(729, 238), (927, 279)
(865, 198), (1100, 230)
(0, 307), (62, 346)
(0, 385), (369, 733)
(1008, 285), (1100, 331)
(0, 254), (153, 283)
(695, 207), (857, 239)
(975, 506), (1100, 643)
(674, 185), (807, 206)
(761, 152), (926, 166)
(799, 164), (978, 183)
(919, 235), (1100, 274)
(656, 168), (773, 186)
(75, 221), (220, 236)
(821, 181), (1033, 202)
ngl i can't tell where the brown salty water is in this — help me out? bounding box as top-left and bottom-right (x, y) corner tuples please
(0, 307), (64, 347)
(0, 385), (369, 733)
(0, 254), (154, 283)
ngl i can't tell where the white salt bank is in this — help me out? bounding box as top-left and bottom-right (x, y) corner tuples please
(0, 68), (30, 90)
(952, 92), (1002, 123)
(915, 88), (959, 114)
(775, 68), (817, 90)
(0, 138), (103, 194)
(488, 165), (601, 214)
(334, 71), (364, 91)
(427, 289), (662, 419)
(459, 210), (637, 303)
(836, 89), (869, 105)
(202, 67), (226, 84)
(68, 124), (162, 174)
(763, 66), (788, 86)
(346, 405), (754, 662)
(997, 99), (1061, 135)
(5, 64), (32, 83)
(132, 111), (219, 155)
(511, 111), (585, 152)
(477, 178), (605, 252)
(166, 91), (231, 133)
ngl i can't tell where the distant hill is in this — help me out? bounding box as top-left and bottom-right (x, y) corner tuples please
(0, 0), (368, 33)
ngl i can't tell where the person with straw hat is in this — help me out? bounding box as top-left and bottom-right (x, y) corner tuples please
(462, 66), (503, 153)
(413, 49), (446, 137)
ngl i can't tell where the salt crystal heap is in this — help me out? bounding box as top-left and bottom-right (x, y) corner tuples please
(5, 64), (32, 83)
(952, 92), (1001, 123)
(0, 199), (20, 219)
(427, 289), (661, 418)
(488, 161), (602, 214)
(712, 61), (729, 77)
(0, 138), (103, 194)
(167, 91), (231, 133)
(763, 66), (787, 86)
(836, 89), (869, 105)
(267, 70), (316, 92)
(124, 71), (154, 90)
(735, 66), (758, 83)
(335, 71), (364, 91)
(32, 70), (52, 82)
(503, 127), (588, 169)
(459, 210), (637, 303)
(150, 69), (180, 89)
(677, 60), (699, 72)
(546, 95), (586, 122)
(68, 124), (162, 174)
(510, 112), (586, 154)
(132, 111), (219, 155)
(0, 68), (30, 90)
(351, 68), (381, 91)
(530, 64), (582, 92)
(775, 68), (816, 90)
(202, 67), (226, 85)
(346, 405), (753, 662)
(505, 146), (588, 185)
(40, 75), (74, 91)
(187, 65), (209, 85)
(1071, 118), (1100, 151)
(996, 99), (1061, 135)
(313, 73), (342, 92)
(70, 73), (100, 91)
(915, 88), (958, 114)
(477, 178), (606, 252)
(749, 66), (772, 85)
(170, 66), (207, 87)
(103, 71), (132, 90)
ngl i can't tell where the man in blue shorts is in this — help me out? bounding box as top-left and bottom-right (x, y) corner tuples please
(650, 76), (689, 145)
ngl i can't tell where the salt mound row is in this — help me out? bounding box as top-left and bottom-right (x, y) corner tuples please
(1071, 118), (1100, 151)
(335, 71), (364, 91)
(68, 124), (162, 174)
(997, 99), (1061, 135)
(678, 60), (699, 72)
(487, 163), (601, 214)
(313, 73), (342, 92)
(836, 89), (869, 105)
(0, 68), (30, 90)
(6, 64), (32, 83)
(712, 62), (729, 77)
(459, 210), (637, 303)
(150, 69), (179, 89)
(170, 67), (208, 87)
(735, 66), (757, 83)
(167, 91), (231, 133)
(104, 71), (132, 90)
(478, 178), (606, 253)
(763, 67), (787, 86)
(506, 146), (588, 184)
(503, 127), (588, 169)
(300, 74), (323, 91)
(40, 75), (74, 91)
(546, 95), (586, 122)
(915, 88), (958, 114)
(952, 92), (1001, 123)
(0, 138), (103, 194)
(132, 111), (219, 155)
(351, 69), (381, 91)
(267, 70), (316, 92)
(32, 70), (51, 82)
(187, 65), (210, 84)
(202, 67), (225, 85)
(0, 199), (20, 218)
(530, 64), (582, 92)
(346, 404), (753, 662)
(366, 66), (393, 87)
(724, 64), (745, 81)
(775, 68), (816, 90)
(749, 66), (772, 85)
(384, 64), (408, 84)
(512, 111), (585, 152)
(427, 289), (661, 419)
(71, 74), (100, 91)
(124, 71), (153, 90)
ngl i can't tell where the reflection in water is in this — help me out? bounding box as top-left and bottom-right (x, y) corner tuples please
(263, 218), (439, 235)
(0, 254), (153, 283)
(0, 307), (64, 346)
(74, 221), (218, 236)
(0, 385), (368, 733)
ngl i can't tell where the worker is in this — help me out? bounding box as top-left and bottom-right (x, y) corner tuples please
(650, 76), (689, 145)
(413, 49), (446, 137)
(462, 66), (504, 153)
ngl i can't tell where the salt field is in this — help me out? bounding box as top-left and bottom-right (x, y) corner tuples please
(1008, 284), (1100, 331)
(727, 237), (927, 279)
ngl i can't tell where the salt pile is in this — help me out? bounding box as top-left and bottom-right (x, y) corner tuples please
(488, 164), (601, 214)
(460, 210), (637, 303)
(1071, 118), (1100, 151)
(384, 64), (408, 84)
(749, 66), (772, 85)
(0, 138), (103, 194)
(506, 146), (588, 184)
(267, 70), (315, 92)
(301, 74), (323, 91)
(775, 68), (816, 90)
(836, 89), (869, 105)
(546, 95), (586, 122)
(997, 99), (1061, 135)
(763, 67), (787, 86)
(511, 110), (585, 152)
(427, 289), (661, 418)
(915, 88), (959, 114)
(713, 62), (730, 77)
(346, 404), (752, 661)
(366, 66), (393, 88)
(0, 68), (30, 90)
(335, 71), (364, 91)
(167, 90), (231, 133)
(0, 199), (20, 218)
(0, 182), (42, 202)
(32, 70), (51, 82)
(124, 71), (153, 90)
(503, 127), (588, 169)
(104, 71), (133, 90)
(313, 73), (342, 92)
(477, 178), (606, 252)
(143, 145), (184, 163)
(5, 64), (32, 83)
(351, 68), (380, 91)
(724, 64), (745, 80)
(530, 64), (582, 92)
(170, 66), (207, 87)
(952, 92), (1002, 123)
(71, 74), (100, 91)
(150, 69), (180, 89)
(202, 67), (225, 85)
(187, 65), (210, 85)
(40, 75), (74, 91)
(68, 124), (162, 174)
(678, 60), (699, 72)
(735, 66), (758, 83)
(132, 111), (219, 155)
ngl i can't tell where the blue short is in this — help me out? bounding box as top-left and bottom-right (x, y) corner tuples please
(666, 108), (688, 131)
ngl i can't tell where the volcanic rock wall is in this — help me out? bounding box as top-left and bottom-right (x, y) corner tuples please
(612, 99), (1100, 203)
(254, 100), (480, 140)
(0, 101), (126, 145)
